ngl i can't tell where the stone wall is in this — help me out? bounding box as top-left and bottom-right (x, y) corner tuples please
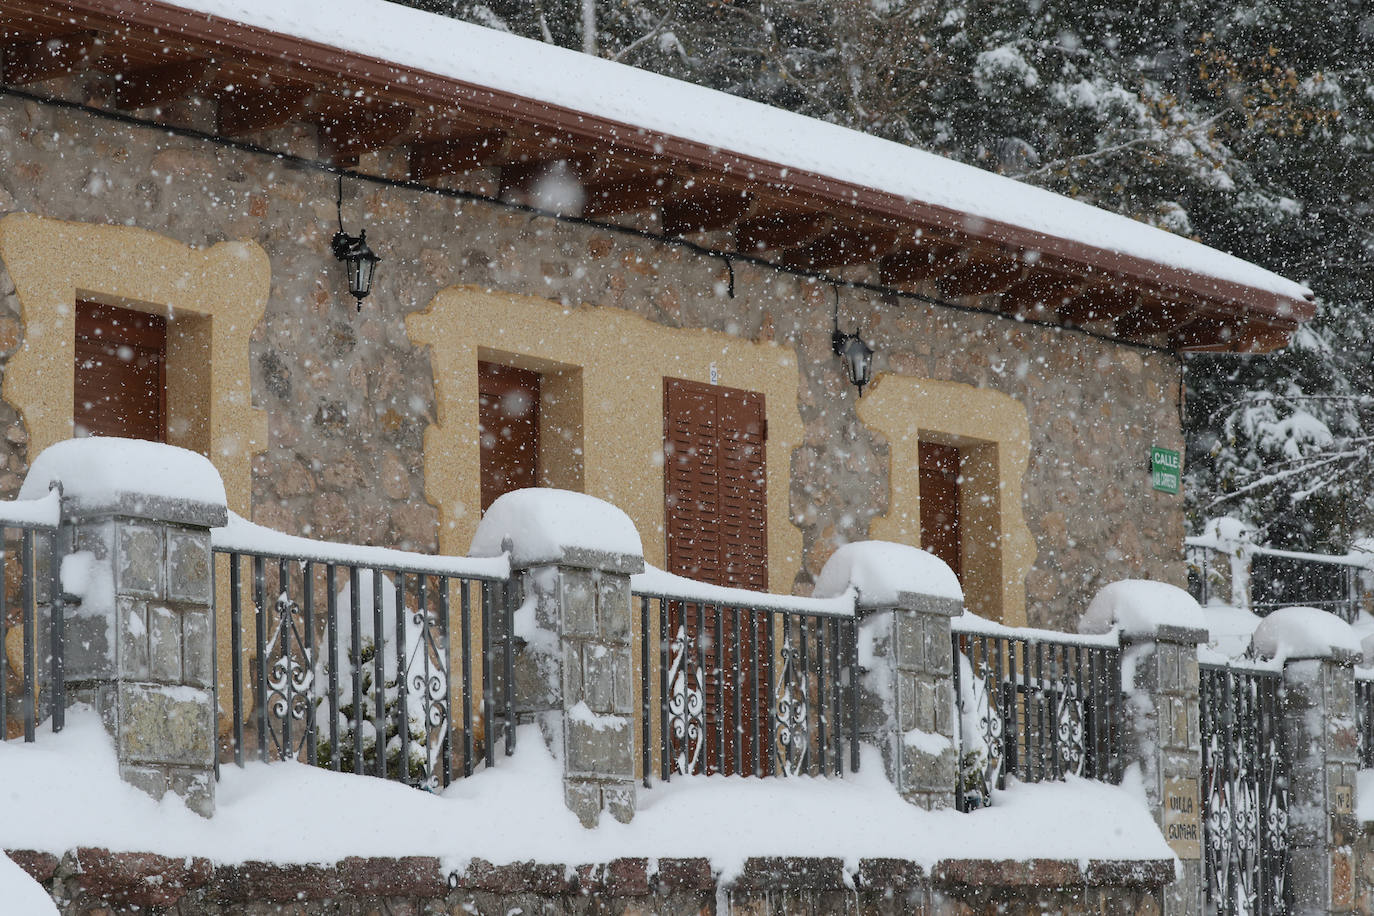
(8, 848), (1172, 915)
(0, 91), (1185, 630)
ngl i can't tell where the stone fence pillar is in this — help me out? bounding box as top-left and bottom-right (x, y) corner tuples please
(1117, 624), (1206, 916)
(1081, 581), (1210, 916)
(23, 439), (226, 817)
(470, 490), (644, 828)
(856, 590), (963, 810)
(1253, 608), (1363, 915)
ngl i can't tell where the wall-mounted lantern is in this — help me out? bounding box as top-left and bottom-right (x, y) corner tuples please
(331, 175), (380, 310)
(832, 287), (875, 396)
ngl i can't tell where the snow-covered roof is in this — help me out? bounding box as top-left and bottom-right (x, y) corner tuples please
(13, 0), (1314, 348)
(166, 0), (1309, 308)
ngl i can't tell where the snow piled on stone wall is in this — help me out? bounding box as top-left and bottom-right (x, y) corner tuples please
(0, 707), (1172, 879)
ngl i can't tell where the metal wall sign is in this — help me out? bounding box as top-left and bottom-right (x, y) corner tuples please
(1199, 663), (1289, 916)
(1151, 446), (1182, 494)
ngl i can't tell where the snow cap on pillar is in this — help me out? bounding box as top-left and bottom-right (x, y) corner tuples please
(1080, 579), (1207, 640)
(1251, 606), (1362, 662)
(20, 437), (228, 527)
(470, 488), (644, 573)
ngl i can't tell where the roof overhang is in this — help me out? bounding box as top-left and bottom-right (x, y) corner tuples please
(0, 0), (1317, 352)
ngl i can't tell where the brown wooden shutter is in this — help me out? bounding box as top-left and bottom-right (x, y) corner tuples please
(663, 377), (767, 590)
(478, 361), (540, 512)
(919, 440), (962, 580)
(73, 301), (166, 442)
(663, 377), (770, 774)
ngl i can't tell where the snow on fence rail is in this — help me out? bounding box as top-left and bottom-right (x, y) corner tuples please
(950, 614), (1122, 812)
(212, 514), (516, 790)
(630, 567), (861, 783)
(0, 492), (62, 744)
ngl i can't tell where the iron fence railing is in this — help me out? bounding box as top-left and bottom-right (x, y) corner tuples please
(213, 515), (513, 790)
(951, 622), (1121, 812)
(633, 570), (858, 783)
(0, 491), (63, 743)
(1199, 661), (1289, 916)
(1357, 673), (1374, 769)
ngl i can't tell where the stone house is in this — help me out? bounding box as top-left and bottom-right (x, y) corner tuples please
(0, 0), (1312, 640)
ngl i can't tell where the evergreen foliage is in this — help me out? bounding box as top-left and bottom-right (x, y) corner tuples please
(396, 0), (1373, 550)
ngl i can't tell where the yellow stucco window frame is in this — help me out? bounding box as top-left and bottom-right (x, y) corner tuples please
(858, 374), (1036, 626)
(406, 285), (806, 592)
(0, 213), (269, 516)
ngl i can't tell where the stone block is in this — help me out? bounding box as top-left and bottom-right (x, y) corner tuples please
(147, 605), (181, 681)
(896, 670), (919, 733)
(116, 522), (163, 598)
(611, 646), (635, 714)
(933, 680), (953, 737)
(64, 607), (116, 680)
(566, 712), (634, 777)
(166, 529), (211, 603)
(561, 569), (596, 637)
(169, 767), (214, 818)
(894, 612), (924, 670)
(926, 618), (953, 675)
(118, 762), (169, 801)
(597, 573), (631, 642)
(901, 744), (957, 794)
(181, 607), (213, 688)
(69, 847), (213, 908)
(582, 642), (615, 712)
(603, 781), (635, 824)
(564, 778), (602, 829)
(562, 643), (584, 705)
(117, 682), (213, 766)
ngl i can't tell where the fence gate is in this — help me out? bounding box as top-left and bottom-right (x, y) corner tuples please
(1198, 663), (1289, 915)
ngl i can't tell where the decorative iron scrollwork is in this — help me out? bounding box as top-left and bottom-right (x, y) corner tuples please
(957, 654), (1003, 806)
(406, 605), (451, 788)
(264, 592), (315, 760)
(774, 636), (809, 776)
(1054, 676), (1086, 777)
(668, 625), (704, 775)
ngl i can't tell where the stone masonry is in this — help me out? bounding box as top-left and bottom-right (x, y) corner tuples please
(0, 92), (1185, 630)
(1283, 651), (1361, 914)
(1119, 625), (1206, 916)
(858, 591), (963, 810)
(29, 444), (226, 817)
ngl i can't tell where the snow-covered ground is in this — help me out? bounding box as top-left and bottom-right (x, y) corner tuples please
(0, 708), (1172, 885)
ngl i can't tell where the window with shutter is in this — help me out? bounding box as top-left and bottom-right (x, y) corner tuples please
(919, 440), (962, 581)
(663, 377), (769, 773)
(73, 301), (167, 442)
(478, 361), (540, 512)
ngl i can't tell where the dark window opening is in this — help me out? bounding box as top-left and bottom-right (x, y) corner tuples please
(74, 301), (167, 442)
(479, 360), (540, 512)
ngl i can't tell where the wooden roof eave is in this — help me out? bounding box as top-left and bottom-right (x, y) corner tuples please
(16, 0), (1317, 348)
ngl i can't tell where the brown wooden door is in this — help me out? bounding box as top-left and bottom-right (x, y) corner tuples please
(479, 361), (540, 512)
(663, 377), (769, 775)
(919, 441), (962, 580)
(74, 301), (166, 442)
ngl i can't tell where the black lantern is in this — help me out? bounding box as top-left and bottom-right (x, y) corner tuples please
(331, 175), (380, 310)
(832, 287), (875, 396)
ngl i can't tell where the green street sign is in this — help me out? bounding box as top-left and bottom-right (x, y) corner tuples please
(1151, 446), (1181, 494)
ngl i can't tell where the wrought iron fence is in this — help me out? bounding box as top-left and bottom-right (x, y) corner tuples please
(634, 578), (859, 783)
(0, 492), (63, 743)
(213, 523), (514, 790)
(1357, 673), (1374, 768)
(951, 624), (1121, 812)
(1199, 661), (1288, 916)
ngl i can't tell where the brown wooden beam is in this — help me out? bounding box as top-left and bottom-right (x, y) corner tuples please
(782, 228), (898, 270)
(879, 245), (960, 286)
(998, 271), (1082, 317)
(1179, 319), (1294, 353)
(1057, 286), (1137, 323)
(316, 104), (413, 161)
(217, 84), (311, 135)
(408, 130), (505, 179)
(661, 189), (753, 236)
(582, 173), (666, 217)
(936, 255), (1024, 298)
(735, 212), (832, 253)
(1114, 299), (1193, 338)
(2, 31), (98, 84)
(111, 57), (213, 110)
